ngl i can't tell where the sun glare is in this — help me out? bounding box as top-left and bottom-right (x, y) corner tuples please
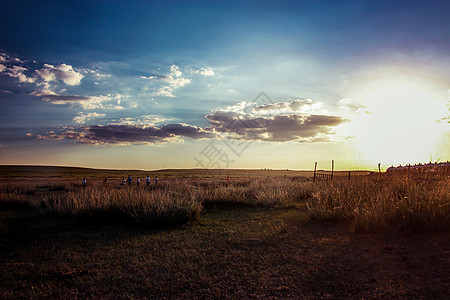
(343, 74), (448, 166)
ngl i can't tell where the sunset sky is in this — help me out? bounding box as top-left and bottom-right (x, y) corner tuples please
(0, 0), (449, 171)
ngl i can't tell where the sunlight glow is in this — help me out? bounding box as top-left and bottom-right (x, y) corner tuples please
(342, 74), (449, 166)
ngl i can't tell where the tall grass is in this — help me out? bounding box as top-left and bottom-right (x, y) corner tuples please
(307, 177), (450, 232)
(43, 184), (202, 226)
(192, 177), (313, 207)
(7, 175), (448, 232)
(0, 182), (34, 209)
(41, 178), (312, 225)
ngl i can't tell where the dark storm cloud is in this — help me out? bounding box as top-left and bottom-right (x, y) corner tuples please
(37, 124), (216, 145)
(30, 90), (123, 109)
(253, 99), (317, 113)
(160, 123), (216, 139)
(206, 110), (346, 142)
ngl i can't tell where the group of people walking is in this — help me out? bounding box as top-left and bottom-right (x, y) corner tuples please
(82, 175), (159, 187)
(122, 175), (158, 186)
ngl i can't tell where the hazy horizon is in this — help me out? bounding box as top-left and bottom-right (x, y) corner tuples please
(1, 0), (449, 172)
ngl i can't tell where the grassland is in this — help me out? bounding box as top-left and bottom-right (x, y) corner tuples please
(0, 165), (372, 179)
(0, 166), (448, 298)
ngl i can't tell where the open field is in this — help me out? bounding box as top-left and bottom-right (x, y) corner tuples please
(0, 165), (372, 179)
(0, 166), (449, 298)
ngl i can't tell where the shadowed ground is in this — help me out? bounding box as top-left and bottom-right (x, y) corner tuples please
(1, 205), (448, 298)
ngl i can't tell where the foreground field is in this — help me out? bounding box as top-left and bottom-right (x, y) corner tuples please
(1, 205), (449, 298)
(0, 169), (449, 298)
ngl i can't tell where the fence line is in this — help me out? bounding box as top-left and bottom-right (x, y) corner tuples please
(315, 173), (333, 181)
(313, 160), (334, 183)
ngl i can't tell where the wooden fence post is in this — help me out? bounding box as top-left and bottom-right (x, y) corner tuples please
(331, 160), (334, 180)
(378, 163), (381, 180)
(313, 162), (317, 183)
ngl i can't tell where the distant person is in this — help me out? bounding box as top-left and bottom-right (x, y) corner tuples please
(104, 177), (108, 183)
(128, 175), (132, 186)
(155, 176), (159, 184)
(82, 177), (87, 188)
(137, 177), (140, 186)
(122, 177), (126, 185)
(146, 175), (150, 187)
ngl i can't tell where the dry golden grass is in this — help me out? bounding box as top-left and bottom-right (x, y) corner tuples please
(189, 177), (313, 207)
(0, 182), (34, 209)
(43, 183), (202, 226)
(39, 178), (314, 225)
(2, 174), (448, 232)
(307, 176), (449, 232)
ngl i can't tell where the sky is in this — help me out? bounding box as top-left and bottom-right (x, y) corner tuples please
(0, 0), (449, 171)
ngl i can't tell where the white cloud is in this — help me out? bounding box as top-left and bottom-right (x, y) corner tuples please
(5, 65), (36, 83)
(161, 76), (191, 86)
(35, 63), (83, 86)
(0, 53), (88, 89)
(338, 98), (367, 113)
(195, 67), (215, 76)
(111, 115), (170, 126)
(140, 75), (157, 80)
(31, 89), (59, 97)
(73, 112), (106, 124)
(154, 87), (176, 98)
(0, 52), (18, 63)
(85, 69), (111, 79)
(141, 115), (169, 123)
(31, 90), (125, 109)
(169, 65), (182, 77)
(141, 64), (192, 97)
(253, 99), (327, 115)
(220, 98), (329, 117)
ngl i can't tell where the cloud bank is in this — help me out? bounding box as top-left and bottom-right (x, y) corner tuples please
(35, 97), (347, 145)
(31, 90), (124, 109)
(37, 124), (217, 145)
(207, 99), (347, 142)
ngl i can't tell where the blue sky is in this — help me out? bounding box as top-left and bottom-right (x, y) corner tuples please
(0, 0), (449, 170)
